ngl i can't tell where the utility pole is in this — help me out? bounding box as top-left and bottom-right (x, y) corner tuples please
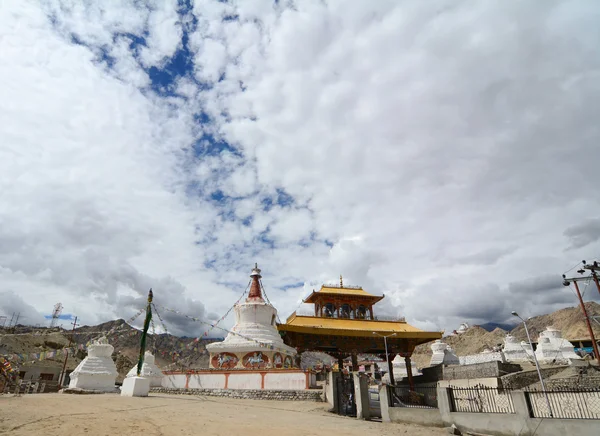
(373, 332), (396, 385)
(562, 274), (600, 365)
(582, 260), (600, 297)
(511, 311), (553, 417)
(59, 316), (79, 388)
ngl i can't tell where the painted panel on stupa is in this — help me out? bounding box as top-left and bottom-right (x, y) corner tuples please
(242, 351), (269, 369)
(212, 352), (239, 369)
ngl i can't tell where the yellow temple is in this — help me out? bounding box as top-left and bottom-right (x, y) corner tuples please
(277, 277), (442, 385)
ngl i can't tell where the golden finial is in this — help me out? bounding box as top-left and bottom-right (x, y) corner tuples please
(340, 275), (343, 288)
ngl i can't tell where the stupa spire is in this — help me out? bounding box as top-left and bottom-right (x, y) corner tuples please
(247, 263), (264, 302)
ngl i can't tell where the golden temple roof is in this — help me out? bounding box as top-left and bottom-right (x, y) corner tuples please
(304, 285), (384, 303)
(279, 313), (442, 340)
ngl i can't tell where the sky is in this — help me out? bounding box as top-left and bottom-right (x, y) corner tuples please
(1, 0), (599, 337)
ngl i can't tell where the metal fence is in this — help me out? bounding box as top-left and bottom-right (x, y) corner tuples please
(2, 380), (58, 394)
(448, 385), (515, 414)
(389, 385), (438, 409)
(525, 387), (600, 419)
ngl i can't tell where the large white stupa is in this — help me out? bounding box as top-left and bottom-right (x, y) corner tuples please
(535, 327), (581, 364)
(206, 264), (297, 369)
(68, 336), (118, 392)
(503, 334), (534, 362)
(126, 351), (163, 387)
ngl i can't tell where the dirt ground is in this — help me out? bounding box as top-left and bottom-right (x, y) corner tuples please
(0, 393), (446, 436)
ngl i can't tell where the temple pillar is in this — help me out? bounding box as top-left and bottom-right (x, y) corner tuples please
(351, 352), (359, 372)
(387, 354), (396, 385)
(405, 356), (414, 391)
(337, 355), (344, 371)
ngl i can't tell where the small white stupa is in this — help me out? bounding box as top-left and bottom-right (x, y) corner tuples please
(68, 336), (117, 392)
(503, 334), (533, 362)
(126, 351), (163, 387)
(429, 339), (460, 366)
(457, 323), (469, 334)
(535, 327), (581, 364)
(385, 354), (420, 382)
(206, 264), (297, 369)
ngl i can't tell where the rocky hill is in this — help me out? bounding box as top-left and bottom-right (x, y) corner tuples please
(3, 302), (600, 378)
(73, 319), (214, 374)
(0, 319), (217, 382)
(411, 302), (600, 369)
(510, 302), (600, 342)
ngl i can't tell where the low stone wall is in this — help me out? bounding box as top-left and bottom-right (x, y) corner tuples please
(150, 387), (323, 402)
(443, 361), (522, 380)
(501, 366), (566, 389)
(459, 352), (505, 366)
(61, 387), (115, 395)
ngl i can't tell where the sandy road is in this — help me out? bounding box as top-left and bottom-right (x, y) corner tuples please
(0, 393), (445, 436)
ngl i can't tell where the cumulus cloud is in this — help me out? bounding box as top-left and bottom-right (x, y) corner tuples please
(564, 218), (600, 250)
(0, 291), (47, 327)
(1, 0), (600, 337)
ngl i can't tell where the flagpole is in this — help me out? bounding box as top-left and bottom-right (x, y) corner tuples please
(137, 289), (153, 376)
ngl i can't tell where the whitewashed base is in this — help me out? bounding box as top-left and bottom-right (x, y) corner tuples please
(121, 376), (150, 397)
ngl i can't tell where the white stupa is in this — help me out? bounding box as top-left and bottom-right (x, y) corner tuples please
(503, 334), (533, 362)
(383, 354), (420, 382)
(457, 323), (469, 334)
(429, 339), (460, 366)
(206, 264), (297, 369)
(535, 327), (581, 364)
(126, 351), (163, 387)
(68, 336), (117, 392)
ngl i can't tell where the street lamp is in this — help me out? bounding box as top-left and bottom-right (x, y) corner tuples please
(511, 311), (553, 417)
(373, 332), (396, 383)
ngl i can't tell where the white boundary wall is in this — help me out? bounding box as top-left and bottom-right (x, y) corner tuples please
(228, 372), (262, 389)
(188, 373), (226, 389)
(264, 372), (307, 390)
(161, 370), (312, 390)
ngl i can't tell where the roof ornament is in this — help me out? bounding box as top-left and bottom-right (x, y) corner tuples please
(247, 263), (264, 301)
(340, 275), (343, 288)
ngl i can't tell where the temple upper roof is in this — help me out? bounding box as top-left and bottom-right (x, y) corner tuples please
(304, 283), (384, 304)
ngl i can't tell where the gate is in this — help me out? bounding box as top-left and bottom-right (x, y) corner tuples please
(336, 374), (356, 416)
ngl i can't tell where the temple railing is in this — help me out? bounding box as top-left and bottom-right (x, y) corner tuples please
(287, 309), (405, 323)
(373, 315), (406, 322)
